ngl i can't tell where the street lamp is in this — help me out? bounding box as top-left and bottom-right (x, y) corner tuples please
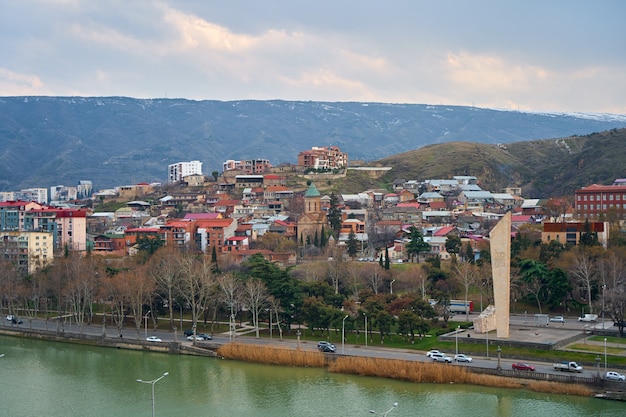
(455, 325), (460, 356)
(144, 310), (151, 340)
(390, 279), (396, 294)
(496, 346), (502, 370)
(296, 330), (301, 350)
(342, 315), (349, 354)
(136, 372), (169, 417)
(369, 402), (398, 417)
(604, 337), (606, 372)
(602, 284), (606, 330)
(486, 329), (489, 358)
(363, 312), (368, 348)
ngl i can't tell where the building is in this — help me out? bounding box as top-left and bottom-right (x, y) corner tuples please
(50, 185), (77, 203)
(574, 183), (626, 220)
(0, 231), (54, 273)
(542, 221), (609, 248)
(297, 146), (348, 170)
(297, 182), (327, 245)
(168, 160), (203, 183)
(223, 159), (272, 174)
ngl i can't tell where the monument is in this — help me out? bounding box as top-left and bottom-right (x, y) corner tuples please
(472, 212), (511, 338)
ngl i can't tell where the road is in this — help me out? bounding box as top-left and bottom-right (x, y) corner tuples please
(1, 315), (605, 379)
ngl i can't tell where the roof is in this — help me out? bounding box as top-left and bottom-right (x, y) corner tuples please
(433, 226), (456, 236)
(304, 182), (321, 197)
(184, 213), (220, 220)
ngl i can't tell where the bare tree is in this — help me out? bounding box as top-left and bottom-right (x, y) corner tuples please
(569, 249), (596, 313)
(148, 247), (181, 330)
(177, 254), (214, 336)
(601, 250), (626, 336)
(127, 263), (156, 339)
(243, 278), (268, 338)
(453, 261), (477, 321)
(218, 273), (242, 340)
(64, 254), (98, 333)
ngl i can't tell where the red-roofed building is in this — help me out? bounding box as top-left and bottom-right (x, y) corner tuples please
(224, 236), (249, 252)
(161, 220), (197, 249)
(195, 218), (237, 253)
(575, 183), (626, 220)
(433, 226), (457, 237)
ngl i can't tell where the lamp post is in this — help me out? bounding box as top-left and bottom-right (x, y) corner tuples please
(369, 402), (398, 417)
(455, 325), (460, 356)
(604, 337), (606, 372)
(486, 330), (489, 358)
(602, 284), (606, 330)
(496, 346), (502, 370)
(390, 279), (396, 294)
(144, 310), (151, 340)
(136, 372), (169, 417)
(363, 313), (368, 348)
(342, 315), (349, 354)
(296, 330), (301, 350)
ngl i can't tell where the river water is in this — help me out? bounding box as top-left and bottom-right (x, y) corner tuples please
(0, 335), (624, 417)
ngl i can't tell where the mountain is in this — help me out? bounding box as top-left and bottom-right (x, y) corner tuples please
(358, 128), (626, 197)
(1, 96), (625, 191)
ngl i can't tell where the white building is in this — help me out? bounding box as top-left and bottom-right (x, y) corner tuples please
(168, 160), (203, 183)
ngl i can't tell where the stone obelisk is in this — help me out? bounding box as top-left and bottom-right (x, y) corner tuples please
(490, 211), (511, 338)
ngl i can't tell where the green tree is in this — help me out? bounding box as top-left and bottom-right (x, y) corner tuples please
(580, 219), (599, 247)
(384, 246), (390, 270)
(327, 193), (343, 238)
(406, 226), (430, 262)
(445, 235), (462, 256)
(347, 229), (358, 258)
(211, 170), (219, 181)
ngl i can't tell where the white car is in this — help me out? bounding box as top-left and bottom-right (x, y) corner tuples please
(605, 371), (625, 381)
(549, 316), (564, 323)
(187, 335), (204, 341)
(426, 349), (442, 358)
(454, 354), (473, 363)
(146, 336), (162, 342)
(430, 353), (452, 363)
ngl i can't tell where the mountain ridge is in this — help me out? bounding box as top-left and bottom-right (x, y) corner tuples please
(1, 96), (625, 191)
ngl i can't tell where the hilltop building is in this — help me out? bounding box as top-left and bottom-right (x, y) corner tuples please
(168, 160), (203, 183)
(297, 146), (348, 170)
(575, 182), (626, 220)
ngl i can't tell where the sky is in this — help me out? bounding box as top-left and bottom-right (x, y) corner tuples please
(1, 0), (625, 114)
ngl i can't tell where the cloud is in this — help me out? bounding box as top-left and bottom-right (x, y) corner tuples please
(0, 68), (46, 95)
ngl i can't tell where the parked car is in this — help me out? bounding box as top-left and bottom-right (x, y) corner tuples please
(6, 315), (22, 324)
(549, 316), (564, 323)
(454, 354), (473, 363)
(512, 362), (535, 371)
(430, 353), (452, 363)
(146, 336), (162, 342)
(426, 349), (442, 358)
(317, 341), (336, 353)
(605, 371), (626, 381)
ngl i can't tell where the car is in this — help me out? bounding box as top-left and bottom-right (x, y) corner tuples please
(605, 371), (626, 381)
(430, 353), (452, 363)
(454, 354), (473, 363)
(512, 362), (535, 371)
(426, 349), (442, 358)
(317, 341), (336, 353)
(197, 333), (212, 340)
(187, 335), (204, 341)
(146, 336), (162, 342)
(6, 315), (22, 324)
(183, 329), (196, 337)
(549, 316), (565, 323)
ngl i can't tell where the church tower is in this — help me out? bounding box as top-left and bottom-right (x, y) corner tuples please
(297, 182), (327, 245)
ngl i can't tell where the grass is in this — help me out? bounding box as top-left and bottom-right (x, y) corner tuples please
(216, 343), (593, 397)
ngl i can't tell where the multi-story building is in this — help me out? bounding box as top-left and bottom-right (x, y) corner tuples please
(223, 159), (272, 174)
(574, 183), (626, 220)
(50, 185), (77, 203)
(0, 231), (54, 274)
(168, 160), (203, 183)
(542, 221), (609, 248)
(17, 188), (48, 204)
(297, 146), (348, 170)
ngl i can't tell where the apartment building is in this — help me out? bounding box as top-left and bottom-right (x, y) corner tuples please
(168, 160), (203, 183)
(297, 146), (348, 170)
(0, 231), (54, 273)
(575, 183), (626, 220)
(223, 159), (272, 174)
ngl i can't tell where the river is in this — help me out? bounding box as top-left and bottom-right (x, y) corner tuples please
(0, 335), (624, 417)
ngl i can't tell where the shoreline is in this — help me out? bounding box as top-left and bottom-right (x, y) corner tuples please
(2, 325), (625, 400)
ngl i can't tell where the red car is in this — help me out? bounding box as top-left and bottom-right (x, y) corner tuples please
(512, 362), (535, 371)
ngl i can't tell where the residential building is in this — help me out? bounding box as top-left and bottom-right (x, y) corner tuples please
(223, 159), (272, 174)
(575, 183), (626, 220)
(297, 146), (348, 170)
(0, 231), (54, 273)
(168, 160), (203, 183)
(542, 221), (609, 248)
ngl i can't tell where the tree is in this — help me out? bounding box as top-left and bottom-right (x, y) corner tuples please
(384, 246), (390, 270)
(242, 278), (268, 338)
(580, 219), (599, 247)
(372, 309), (394, 343)
(518, 259), (550, 314)
(445, 235), (462, 257)
(218, 273), (242, 339)
(569, 249), (596, 313)
(136, 235), (164, 259)
(211, 170), (219, 181)
(453, 261), (477, 321)
(405, 226), (430, 262)
(147, 247), (181, 330)
(177, 254), (215, 335)
(326, 193), (342, 238)
(346, 229), (358, 258)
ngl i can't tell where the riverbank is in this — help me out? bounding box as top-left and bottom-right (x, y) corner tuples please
(2, 324), (624, 400)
